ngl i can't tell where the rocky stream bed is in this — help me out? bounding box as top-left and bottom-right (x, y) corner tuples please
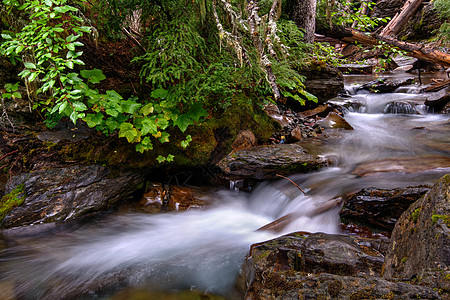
(0, 70), (449, 299)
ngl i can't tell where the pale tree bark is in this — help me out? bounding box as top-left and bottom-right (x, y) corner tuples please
(286, 0), (317, 43)
(380, 0), (425, 36)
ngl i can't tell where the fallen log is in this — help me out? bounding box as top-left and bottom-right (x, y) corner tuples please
(423, 79), (450, 92)
(337, 27), (450, 68)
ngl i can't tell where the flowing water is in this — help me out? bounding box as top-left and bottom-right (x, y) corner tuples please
(1, 73), (449, 299)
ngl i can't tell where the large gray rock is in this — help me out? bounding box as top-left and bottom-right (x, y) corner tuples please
(340, 185), (431, 231)
(237, 232), (439, 299)
(1, 165), (144, 229)
(383, 174), (450, 296)
(217, 144), (330, 180)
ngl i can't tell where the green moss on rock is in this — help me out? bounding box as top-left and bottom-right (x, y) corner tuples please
(0, 184), (26, 222)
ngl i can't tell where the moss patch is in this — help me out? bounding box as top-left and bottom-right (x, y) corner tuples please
(411, 208), (421, 223)
(0, 184), (26, 222)
(432, 214), (450, 227)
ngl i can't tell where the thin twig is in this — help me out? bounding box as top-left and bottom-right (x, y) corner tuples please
(0, 150), (18, 162)
(276, 174), (307, 195)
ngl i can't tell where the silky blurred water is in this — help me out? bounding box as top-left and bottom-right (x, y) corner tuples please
(0, 75), (449, 299)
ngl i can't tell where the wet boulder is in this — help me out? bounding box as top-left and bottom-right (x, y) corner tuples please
(357, 77), (415, 93)
(425, 88), (450, 113)
(340, 185), (431, 231)
(237, 232), (438, 299)
(383, 174), (450, 296)
(316, 112), (354, 130)
(1, 165), (144, 229)
(217, 144), (330, 180)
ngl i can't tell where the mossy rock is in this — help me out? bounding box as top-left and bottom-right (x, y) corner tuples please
(0, 184), (26, 223)
(57, 94), (277, 170)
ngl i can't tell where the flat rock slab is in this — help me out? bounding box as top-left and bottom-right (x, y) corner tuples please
(217, 144), (330, 180)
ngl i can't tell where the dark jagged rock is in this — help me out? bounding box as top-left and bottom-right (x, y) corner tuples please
(383, 175), (450, 296)
(217, 144), (330, 180)
(237, 232), (438, 300)
(1, 165), (144, 229)
(340, 185), (431, 231)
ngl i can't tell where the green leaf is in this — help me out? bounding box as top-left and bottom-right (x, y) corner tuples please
(119, 122), (139, 143)
(188, 103), (207, 121)
(84, 112), (104, 128)
(12, 92), (21, 98)
(72, 101), (87, 111)
(173, 114), (192, 132)
(44, 0), (52, 7)
(166, 154), (174, 162)
(105, 118), (119, 131)
(23, 62), (36, 69)
(139, 103), (154, 116)
(137, 117), (158, 135)
(136, 136), (153, 153)
(156, 155), (166, 163)
(121, 99), (142, 114)
(1, 34), (12, 40)
(158, 131), (170, 143)
(80, 69), (106, 84)
(151, 88), (168, 99)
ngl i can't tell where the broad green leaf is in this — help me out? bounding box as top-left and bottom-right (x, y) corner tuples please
(119, 122), (139, 143)
(173, 114), (192, 132)
(137, 117), (158, 135)
(139, 103), (154, 116)
(105, 118), (119, 131)
(72, 101), (87, 111)
(80, 69), (106, 84)
(156, 155), (166, 163)
(151, 88), (168, 99)
(188, 103), (207, 121)
(84, 113), (104, 128)
(121, 100), (142, 114)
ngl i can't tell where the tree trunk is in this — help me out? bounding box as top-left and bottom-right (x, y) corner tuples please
(286, 0), (317, 43)
(379, 0), (425, 36)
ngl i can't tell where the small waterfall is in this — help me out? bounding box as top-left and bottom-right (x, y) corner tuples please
(383, 101), (417, 114)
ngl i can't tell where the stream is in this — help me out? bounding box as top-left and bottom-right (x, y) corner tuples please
(0, 72), (449, 299)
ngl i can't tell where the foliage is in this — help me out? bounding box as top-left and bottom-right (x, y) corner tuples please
(0, 0), (326, 161)
(434, 0), (450, 43)
(317, 0), (389, 32)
